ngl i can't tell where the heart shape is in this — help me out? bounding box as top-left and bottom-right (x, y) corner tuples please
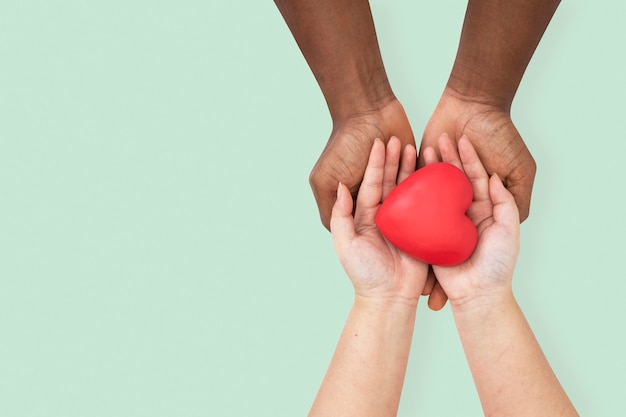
(375, 162), (477, 266)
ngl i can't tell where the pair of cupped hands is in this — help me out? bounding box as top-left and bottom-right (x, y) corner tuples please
(326, 110), (525, 311)
(312, 90), (534, 310)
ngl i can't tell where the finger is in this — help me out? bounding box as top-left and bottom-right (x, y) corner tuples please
(438, 134), (463, 171)
(330, 182), (356, 245)
(312, 184), (335, 232)
(506, 177), (534, 223)
(382, 136), (402, 200)
(354, 138), (385, 227)
(458, 135), (490, 202)
(422, 266), (436, 295)
(398, 143), (417, 184)
(422, 146), (440, 165)
(490, 174), (521, 234)
(427, 281), (449, 311)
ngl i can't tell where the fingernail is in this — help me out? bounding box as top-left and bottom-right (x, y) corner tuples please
(337, 182), (343, 199)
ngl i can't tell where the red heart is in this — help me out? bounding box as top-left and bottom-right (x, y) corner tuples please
(375, 162), (477, 266)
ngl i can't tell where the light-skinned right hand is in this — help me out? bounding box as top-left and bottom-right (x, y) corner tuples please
(422, 134), (521, 307)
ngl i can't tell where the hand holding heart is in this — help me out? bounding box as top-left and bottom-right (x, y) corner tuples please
(330, 137), (429, 306)
(420, 135), (521, 306)
(331, 134), (520, 308)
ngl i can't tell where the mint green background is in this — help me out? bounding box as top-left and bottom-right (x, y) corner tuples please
(1, 1), (624, 416)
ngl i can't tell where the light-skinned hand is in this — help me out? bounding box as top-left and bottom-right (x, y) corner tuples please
(422, 134), (520, 307)
(330, 136), (429, 306)
(420, 89), (532, 309)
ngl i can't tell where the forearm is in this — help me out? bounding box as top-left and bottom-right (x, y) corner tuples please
(309, 296), (417, 417)
(274, 0), (394, 121)
(447, 0), (561, 111)
(452, 291), (577, 417)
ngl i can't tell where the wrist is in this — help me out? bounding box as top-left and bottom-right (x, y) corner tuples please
(324, 70), (396, 124)
(349, 295), (418, 344)
(449, 287), (515, 319)
(434, 85), (513, 127)
(354, 293), (419, 314)
(445, 69), (514, 113)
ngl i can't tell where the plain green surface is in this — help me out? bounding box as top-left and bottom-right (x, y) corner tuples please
(1, 1), (624, 416)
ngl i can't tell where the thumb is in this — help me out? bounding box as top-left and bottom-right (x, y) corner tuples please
(506, 180), (533, 223)
(330, 182), (356, 243)
(310, 184), (333, 231)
